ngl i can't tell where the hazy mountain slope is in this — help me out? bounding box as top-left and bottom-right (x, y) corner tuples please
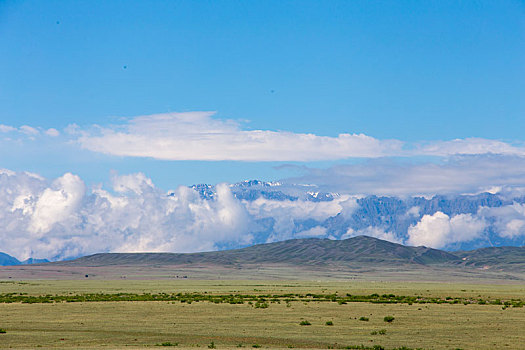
(21, 258), (50, 265)
(0, 252), (20, 266)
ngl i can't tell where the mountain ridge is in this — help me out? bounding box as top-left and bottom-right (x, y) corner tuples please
(47, 235), (523, 272)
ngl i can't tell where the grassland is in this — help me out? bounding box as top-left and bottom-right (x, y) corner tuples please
(0, 280), (524, 349)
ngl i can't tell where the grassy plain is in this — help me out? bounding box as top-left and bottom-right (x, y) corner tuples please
(0, 280), (524, 349)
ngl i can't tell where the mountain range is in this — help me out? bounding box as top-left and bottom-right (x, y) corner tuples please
(186, 180), (525, 251)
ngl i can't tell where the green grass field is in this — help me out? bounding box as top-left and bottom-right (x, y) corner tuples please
(0, 280), (524, 349)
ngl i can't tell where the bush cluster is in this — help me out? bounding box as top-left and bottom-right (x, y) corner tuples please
(383, 316), (395, 323)
(0, 291), (521, 308)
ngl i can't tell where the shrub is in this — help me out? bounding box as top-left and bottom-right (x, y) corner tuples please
(254, 302), (268, 309)
(208, 341), (216, 349)
(158, 342), (178, 346)
(325, 321), (334, 326)
(383, 316), (395, 323)
(252, 345), (261, 348)
(358, 317), (369, 322)
(299, 320), (311, 326)
(0, 329), (6, 334)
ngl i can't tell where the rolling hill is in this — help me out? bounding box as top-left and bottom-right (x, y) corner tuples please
(54, 235), (502, 268)
(2, 236), (524, 281)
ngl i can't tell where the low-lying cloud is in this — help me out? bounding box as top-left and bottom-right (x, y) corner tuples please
(407, 212), (486, 249)
(2, 169), (525, 260)
(1, 170), (253, 260)
(0, 170), (354, 261)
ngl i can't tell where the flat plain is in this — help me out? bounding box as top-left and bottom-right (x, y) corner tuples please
(0, 279), (524, 350)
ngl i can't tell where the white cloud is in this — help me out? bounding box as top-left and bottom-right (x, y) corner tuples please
(0, 124), (16, 133)
(5, 113), (525, 168)
(479, 203), (525, 238)
(45, 128), (60, 137)
(68, 112), (525, 162)
(296, 226), (327, 238)
(503, 219), (525, 237)
(407, 212), (486, 249)
(0, 170), (255, 261)
(76, 112), (403, 161)
(5, 111), (525, 169)
(111, 172), (154, 194)
(1, 169), (360, 261)
(342, 227), (403, 244)
(406, 206), (420, 217)
(0, 168), (16, 176)
(64, 123), (80, 135)
(244, 195), (351, 242)
(2, 166), (525, 261)
(19, 125), (39, 136)
(28, 173), (85, 235)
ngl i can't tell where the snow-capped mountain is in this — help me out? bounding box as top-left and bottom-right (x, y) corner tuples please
(187, 180), (525, 251)
(190, 180), (338, 202)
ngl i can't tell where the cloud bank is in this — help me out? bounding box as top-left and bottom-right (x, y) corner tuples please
(1, 170), (351, 261)
(3, 112), (525, 168)
(407, 212), (486, 249)
(1, 170), (253, 260)
(65, 112), (525, 161)
(3, 169), (525, 260)
(76, 112), (402, 161)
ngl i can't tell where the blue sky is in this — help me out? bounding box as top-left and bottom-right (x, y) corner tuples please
(1, 0), (525, 188)
(3, 1), (525, 259)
